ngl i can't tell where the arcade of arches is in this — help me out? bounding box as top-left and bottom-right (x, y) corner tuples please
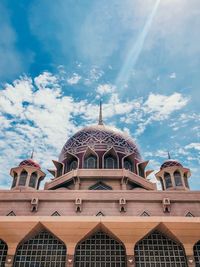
(0, 219), (200, 267)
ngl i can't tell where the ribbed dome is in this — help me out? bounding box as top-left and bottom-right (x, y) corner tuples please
(59, 124), (141, 161)
(160, 160), (183, 170)
(19, 159), (40, 169)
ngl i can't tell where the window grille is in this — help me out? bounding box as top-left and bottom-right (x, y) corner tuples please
(19, 170), (28, 186)
(0, 239), (8, 267)
(69, 160), (78, 171)
(74, 231), (126, 267)
(124, 160), (133, 172)
(164, 172), (172, 189)
(89, 181), (112, 190)
(14, 230), (66, 267)
(105, 156), (117, 169)
(29, 172), (37, 188)
(194, 241), (200, 266)
(135, 230), (187, 267)
(174, 171), (182, 186)
(84, 156), (97, 169)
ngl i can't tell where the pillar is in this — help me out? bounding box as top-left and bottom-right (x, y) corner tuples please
(5, 255), (14, 267)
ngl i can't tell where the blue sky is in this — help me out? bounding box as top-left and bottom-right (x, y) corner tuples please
(0, 0), (199, 189)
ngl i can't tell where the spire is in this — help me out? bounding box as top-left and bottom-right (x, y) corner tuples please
(167, 151), (171, 160)
(98, 100), (104, 125)
(31, 148), (34, 159)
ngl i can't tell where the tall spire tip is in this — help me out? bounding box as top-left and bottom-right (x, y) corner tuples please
(98, 100), (104, 125)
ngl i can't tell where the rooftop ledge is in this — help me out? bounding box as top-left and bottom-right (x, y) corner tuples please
(44, 169), (156, 191)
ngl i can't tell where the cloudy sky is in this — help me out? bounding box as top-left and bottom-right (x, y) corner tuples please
(0, 0), (199, 189)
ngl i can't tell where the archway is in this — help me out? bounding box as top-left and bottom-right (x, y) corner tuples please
(0, 239), (8, 267)
(134, 230), (187, 266)
(14, 230), (66, 267)
(74, 231), (126, 266)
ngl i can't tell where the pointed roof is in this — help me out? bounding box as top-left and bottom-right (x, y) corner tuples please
(98, 100), (104, 125)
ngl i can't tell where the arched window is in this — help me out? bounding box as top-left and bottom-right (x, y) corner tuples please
(135, 230), (187, 266)
(174, 170), (182, 186)
(124, 160), (133, 171)
(74, 231), (126, 266)
(184, 173), (189, 188)
(194, 240), (200, 266)
(18, 170), (28, 186)
(158, 177), (164, 190)
(164, 172), (172, 189)
(69, 160), (78, 171)
(104, 156), (117, 169)
(84, 156), (97, 169)
(14, 230), (66, 267)
(29, 172), (37, 188)
(12, 172), (17, 188)
(0, 239), (8, 266)
(89, 181), (112, 190)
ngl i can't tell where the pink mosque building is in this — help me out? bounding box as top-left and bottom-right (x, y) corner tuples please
(0, 104), (200, 267)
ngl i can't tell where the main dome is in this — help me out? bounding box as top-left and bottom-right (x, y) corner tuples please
(59, 124), (141, 162)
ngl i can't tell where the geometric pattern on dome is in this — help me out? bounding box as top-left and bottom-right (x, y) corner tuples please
(60, 125), (141, 161)
(19, 159), (40, 168)
(161, 160), (183, 170)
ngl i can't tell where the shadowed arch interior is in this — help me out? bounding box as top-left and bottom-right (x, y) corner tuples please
(194, 240), (200, 265)
(74, 231), (126, 267)
(0, 239), (8, 267)
(134, 230), (187, 267)
(14, 230), (66, 267)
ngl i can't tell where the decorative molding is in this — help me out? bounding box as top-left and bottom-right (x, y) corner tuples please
(51, 211), (61, 216)
(7, 211), (16, 216)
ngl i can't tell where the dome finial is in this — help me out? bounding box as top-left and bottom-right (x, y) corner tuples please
(167, 151), (171, 160)
(31, 148), (34, 159)
(98, 100), (104, 125)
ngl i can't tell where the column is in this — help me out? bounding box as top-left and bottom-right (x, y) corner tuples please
(5, 255), (14, 267)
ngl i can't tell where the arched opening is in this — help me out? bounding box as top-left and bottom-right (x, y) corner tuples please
(174, 170), (182, 186)
(134, 230), (187, 266)
(18, 170), (28, 186)
(124, 159), (133, 172)
(184, 173), (189, 188)
(89, 181), (112, 190)
(74, 231), (126, 266)
(0, 239), (8, 266)
(64, 152), (79, 173)
(103, 148), (118, 169)
(29, 172), (37, 188)
(12, 172), (18, 188)
(84, 155), (97, 169)
(194, 240), (200, 265)
(164, 172), (172, 189)
(14, 230), (66, 267)
(69, 160), (78, 171)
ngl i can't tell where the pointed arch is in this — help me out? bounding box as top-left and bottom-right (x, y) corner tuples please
(83, 147), (99, 169)
(12, 171), (18, 188)
(63, 152), (79, 173)
(74, 228), (126, 266)
(164, 172), (172, 189)
(134, 227), (187, 266)
(123, 153), (135, 172)
(7, 211), (16, 216)
(174, 170), (182, 186)
(96, 211), (105, 216)
(18, 169), (28, 186)
(14, 224), (66, 267)
(29, 171), (37, 188)
(89, 181), (112, 190)
(0, 239), (8, 267)
(103, 147), (119, 169)
(194, 240), (200, 266)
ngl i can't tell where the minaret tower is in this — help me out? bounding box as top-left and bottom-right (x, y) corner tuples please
(155, 153), (191, 191)
(10, 153), (45, 190)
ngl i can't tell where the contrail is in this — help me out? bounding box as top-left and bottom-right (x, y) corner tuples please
(116, 0), (161, 89)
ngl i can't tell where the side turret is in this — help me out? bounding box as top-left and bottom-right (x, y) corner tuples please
(155, 157), (191, 191)
(10, 159), (45, 190)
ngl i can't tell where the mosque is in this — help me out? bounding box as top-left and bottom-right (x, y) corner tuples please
(0, 104), (200, 267)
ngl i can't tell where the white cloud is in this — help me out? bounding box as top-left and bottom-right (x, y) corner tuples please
(185, 143), (200, 151)
(169, 72), (176, 79)
(96, 84), (116, 95)
(67, 73), (81, 85)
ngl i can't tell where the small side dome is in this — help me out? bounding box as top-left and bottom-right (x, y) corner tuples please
(160, 160), (183, 170)
(19, 159), (41, 169)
